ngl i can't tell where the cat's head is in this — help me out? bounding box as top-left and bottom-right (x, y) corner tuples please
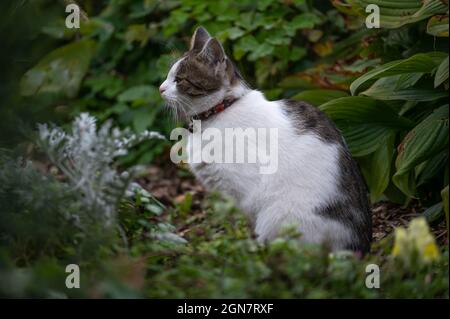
(160, 27), (247, 121)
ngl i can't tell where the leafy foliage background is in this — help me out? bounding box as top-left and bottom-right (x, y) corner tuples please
(0, 0), (448, 298)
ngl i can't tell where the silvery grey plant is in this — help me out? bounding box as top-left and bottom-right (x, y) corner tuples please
(38, 113), (164, 229)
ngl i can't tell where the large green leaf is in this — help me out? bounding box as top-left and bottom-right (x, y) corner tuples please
(360, 132), (395, 202)
(434, 56), (449, 88)
(320, 97), (413, 157)
(350, 52), (448, 95)
(20, 39), (96, 98)
(393, 105), (449, 195)
(416, 150), (448, 186)
(320, 97), (414, 128)
(423, 202), (444, 224)
(342, 124), (393, 157)
(351, 0), (448, 29)
(362, 86), (448, 101)
(361, 73), (447, 101)
(393, 170), (417, 198)
(291, 90), (349, 106)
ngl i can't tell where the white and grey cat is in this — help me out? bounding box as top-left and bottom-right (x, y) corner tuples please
(160, 27), (372, 252)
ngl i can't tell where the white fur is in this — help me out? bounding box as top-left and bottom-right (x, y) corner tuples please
(161, 62), (355, 250)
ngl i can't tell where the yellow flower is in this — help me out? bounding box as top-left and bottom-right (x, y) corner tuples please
(392, 217), (440, 265)
(392, 228), (408, 257)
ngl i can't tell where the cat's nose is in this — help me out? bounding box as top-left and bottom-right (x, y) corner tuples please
(159, 85), (166, 95)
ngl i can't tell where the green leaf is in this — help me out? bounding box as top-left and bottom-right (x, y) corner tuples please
(394, 105), (449, 195)
(427, 15), (449, 37)
(291, 90), (349, 107)
(320, 97), (414, 128)
(350, 52), (448, 95)
(320, 97), (412, 157)
(360, 132), (395, 202)
(359, 73), (447, 101)
(226, 27), (245, 40)
(248, 42), (274, 61)
(342, 58), (382, 73)
(132, 107), (158, 132)
(118, 85), (160, 106)
(423, 202), (444, 224)
(124, 24), (151, 47)
(393, 170), (416, 198)
(395, 105), (449, 175)
(286, 13), (322, 31)
(257, 0), (273, 11)
(343, 124), (394, 157)
(434, 56), (449, 88)
(352, 0), (448, 29)
(289, 47), (307, 61)
(362, 86), (448, 101)
(233, 36), (259, 60)
(20, 39), (96, 98)
(383, 180), (407, 204)
(416, 150), (448, 186)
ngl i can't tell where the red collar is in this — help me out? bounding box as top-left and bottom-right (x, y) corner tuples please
(188, 98), (237, 132)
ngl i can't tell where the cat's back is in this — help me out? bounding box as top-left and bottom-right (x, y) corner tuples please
(280, 99), (345, 145)
(275, 99), (372, 252)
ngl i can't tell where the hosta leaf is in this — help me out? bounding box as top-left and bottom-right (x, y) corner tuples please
(360, 132), (395, 202)
(427, 15), (449, 37)
(394, 105), (449, 195)
(291, 90), (349, 106)
(20, 39), (96, 98)
(362, 87), (448, 101)
(360, 73), (447, 101)
(393, 169), (416, 198)
(383, 180), (407, 204)
(351, 0), (448, 28)
(416, 150), (448, 186)
(350, 52), (448, 95)
(320, 97), (412, 157)
(434, 56), (449, 88)
(423, 202), (444, 224)
(395, 105), (449, 175)
(341, 124), (393, 157)
(320, 97), (414, 128)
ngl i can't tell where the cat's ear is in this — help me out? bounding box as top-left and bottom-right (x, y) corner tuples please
(198, 38), (225, 64)
(190, 26), (211, 52)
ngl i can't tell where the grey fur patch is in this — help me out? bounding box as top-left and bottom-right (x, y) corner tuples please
(314, 148), (372, 253)
(282, 100), (371, 252)
(175, 52), (223, 96)
(282, 99), (344, 143)
(175, 52), (243, 97)
(175, 29), (244, 97)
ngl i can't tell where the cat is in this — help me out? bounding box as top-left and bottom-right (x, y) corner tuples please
(160, 27), (372, 253)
